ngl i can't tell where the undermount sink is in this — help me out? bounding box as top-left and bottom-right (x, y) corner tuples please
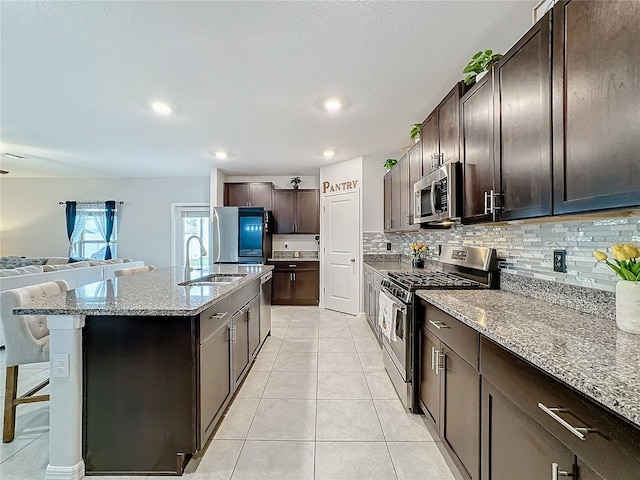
(179, 273), (247, 287)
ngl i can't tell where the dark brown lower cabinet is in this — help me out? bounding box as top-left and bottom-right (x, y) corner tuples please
(481, 336), (640, 480)
(482, 378), (577, 480)
(270, 261), (319, 305)
(418, 301), (480, 480)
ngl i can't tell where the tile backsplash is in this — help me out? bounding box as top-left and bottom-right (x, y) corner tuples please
(363, 214), (640, 292)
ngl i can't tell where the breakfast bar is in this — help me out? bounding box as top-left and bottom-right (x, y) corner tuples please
(15, 264), (273, 479)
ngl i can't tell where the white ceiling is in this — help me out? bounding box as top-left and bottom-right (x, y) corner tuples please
(0, 0), (536, 178)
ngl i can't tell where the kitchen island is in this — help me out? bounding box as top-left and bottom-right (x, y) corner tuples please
(15, 264), (274, 479)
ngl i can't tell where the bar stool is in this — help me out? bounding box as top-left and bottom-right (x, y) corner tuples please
(0, 280), (69, 443)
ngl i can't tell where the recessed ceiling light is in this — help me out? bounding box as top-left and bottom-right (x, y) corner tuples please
(324, 98), (342, 113)
(323, 149), (335, 158)
(151, 101), (172, 115)
(2, 153), (25, 159)
(215, 151), (228, 160)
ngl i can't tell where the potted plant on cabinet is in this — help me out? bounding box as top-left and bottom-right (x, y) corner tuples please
(290, 176), (301, 189)
(383, 158), (398, 171)
(462, 49), (503, 86)
(410, 124), (421, 143)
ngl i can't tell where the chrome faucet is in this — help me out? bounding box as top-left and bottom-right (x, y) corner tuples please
(185, 235), (208, 279)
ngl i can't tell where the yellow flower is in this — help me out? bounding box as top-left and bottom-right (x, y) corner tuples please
(612, 244), (640, 261)
(593, 250), (608, 262)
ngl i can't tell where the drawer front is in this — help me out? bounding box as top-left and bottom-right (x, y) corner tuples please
(200, 279), (260, 342)
(424, 303), (479, 369)
(200, 295), (235, 343)
(481, 336), (640, 480)
(269, 261), (319, 272)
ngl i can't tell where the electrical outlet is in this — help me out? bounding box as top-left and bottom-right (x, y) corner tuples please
(553, 250), (567, 273)
(53, 353), (69, 378)
(386, 242), (391, 251)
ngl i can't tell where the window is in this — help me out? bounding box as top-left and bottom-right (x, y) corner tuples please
(78, 210), (118, 259)
(171, 204), (210, 269)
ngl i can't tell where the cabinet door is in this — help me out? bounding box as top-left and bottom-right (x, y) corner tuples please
(441, 344), (480, 480)
(461, 75), (495, 223)
(497, 12), (552, 220)
(383, 173), (393, 232)
(408, 142), (422, 227)
(292, 269), (319, 305)
(200, 323), (232, 446)
(482, 378), (575, 480)
(419, 327), (441, 427)
(271, 270), (294, 304)
(421, 113), (438, 174)
(398, 156), (413, 231)
(233, 311), (249, 386)
(249, 183), (273, 210)
(552, 0), (640, 214)
(390, 166), (401, 231)
(363, 277), (371, 320)
(247, 296), (260, 358)
(437, 83), (463, 166)
(273, 190), (296, 234)
(224, 183), (250, 207)
(295, 189), (320, 234)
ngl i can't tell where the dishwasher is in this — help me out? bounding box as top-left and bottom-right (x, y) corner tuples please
(259, 271), (272, 345)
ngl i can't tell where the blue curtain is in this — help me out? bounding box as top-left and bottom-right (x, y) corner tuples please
(65, 201), (77, 256)
(104, 201), (116, 260)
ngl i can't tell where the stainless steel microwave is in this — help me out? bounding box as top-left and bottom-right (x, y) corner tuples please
(413, 162), (461, 224)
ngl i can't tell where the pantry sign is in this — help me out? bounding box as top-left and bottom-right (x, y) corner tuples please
(322, 179), (359, 194)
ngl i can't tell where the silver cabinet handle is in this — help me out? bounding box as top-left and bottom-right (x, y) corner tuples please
(538, 403), (590, 440)
(552, 463), (573, 480)
(289, 264), (297, 267)
(229, 325), (236, 342)
(431, 346), (436, 371)
(429, 320), (450, 330)
(209, 312), (228, 321)
(489, 189), (495, 214)
(484, 191), (489, 215)
(434, 350), (445, 375)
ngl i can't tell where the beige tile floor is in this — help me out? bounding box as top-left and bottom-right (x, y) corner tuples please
(0, 306), (459, 480)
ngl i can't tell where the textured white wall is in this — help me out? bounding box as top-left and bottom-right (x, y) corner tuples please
(362, 156), (385, 232)
(0, 177), (209, 267)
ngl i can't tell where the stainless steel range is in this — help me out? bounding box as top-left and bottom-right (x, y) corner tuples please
(380, 246), (498, 412)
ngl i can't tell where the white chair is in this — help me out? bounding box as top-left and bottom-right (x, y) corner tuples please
(113, 265), (155, 277)
(0, 280), (69, 443)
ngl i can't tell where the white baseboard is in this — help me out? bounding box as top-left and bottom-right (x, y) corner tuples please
(45, 460), (85, 480)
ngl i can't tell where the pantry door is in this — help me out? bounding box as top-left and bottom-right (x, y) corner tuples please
(322, 190), (359, 315)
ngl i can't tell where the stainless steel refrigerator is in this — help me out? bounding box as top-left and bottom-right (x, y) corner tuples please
(211, 207), (272, 264)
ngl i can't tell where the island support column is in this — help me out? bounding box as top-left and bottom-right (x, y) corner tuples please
(45, 315), (85, 480)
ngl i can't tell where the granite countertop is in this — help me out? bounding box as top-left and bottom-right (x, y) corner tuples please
(268, 258), (319, 262)
(15, 265), (273, 317)
(416, 289), (640, 428)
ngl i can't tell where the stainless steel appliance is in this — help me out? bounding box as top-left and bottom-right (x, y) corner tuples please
(413, 162), (462, 225)
(380, 246), (498, 412)
(259, 271), (272, 345)
(211, 207), (272, 264)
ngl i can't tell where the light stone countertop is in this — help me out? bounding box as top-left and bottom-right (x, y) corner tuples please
(15, 264), (274, 317)
(416, 289), (640, 428)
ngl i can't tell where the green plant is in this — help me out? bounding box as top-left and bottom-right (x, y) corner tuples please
(383, 158), (397, 170)
(290, 176), (301, 188)
(463, 49), (503, 86)
(410, 124), (421, 142)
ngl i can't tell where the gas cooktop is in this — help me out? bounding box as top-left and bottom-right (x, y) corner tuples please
(387, 271), (488, 289)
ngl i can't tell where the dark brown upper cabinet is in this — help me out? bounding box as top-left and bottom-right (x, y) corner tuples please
(495, 10), (552, 220)
(421, 83), (464, 175)
(552, 0), (640, 214)
(224, 182), (273, 210)
(273, 189), (319, 234)
(407, 142), (422, 230)
(461, 72), (495, 224)
(383, 172), (393, 232)
(461, 12), (551, 223)
(383, 162), (402, 232)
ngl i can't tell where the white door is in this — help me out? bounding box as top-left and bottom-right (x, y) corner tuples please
(322, 191), (359, 315)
